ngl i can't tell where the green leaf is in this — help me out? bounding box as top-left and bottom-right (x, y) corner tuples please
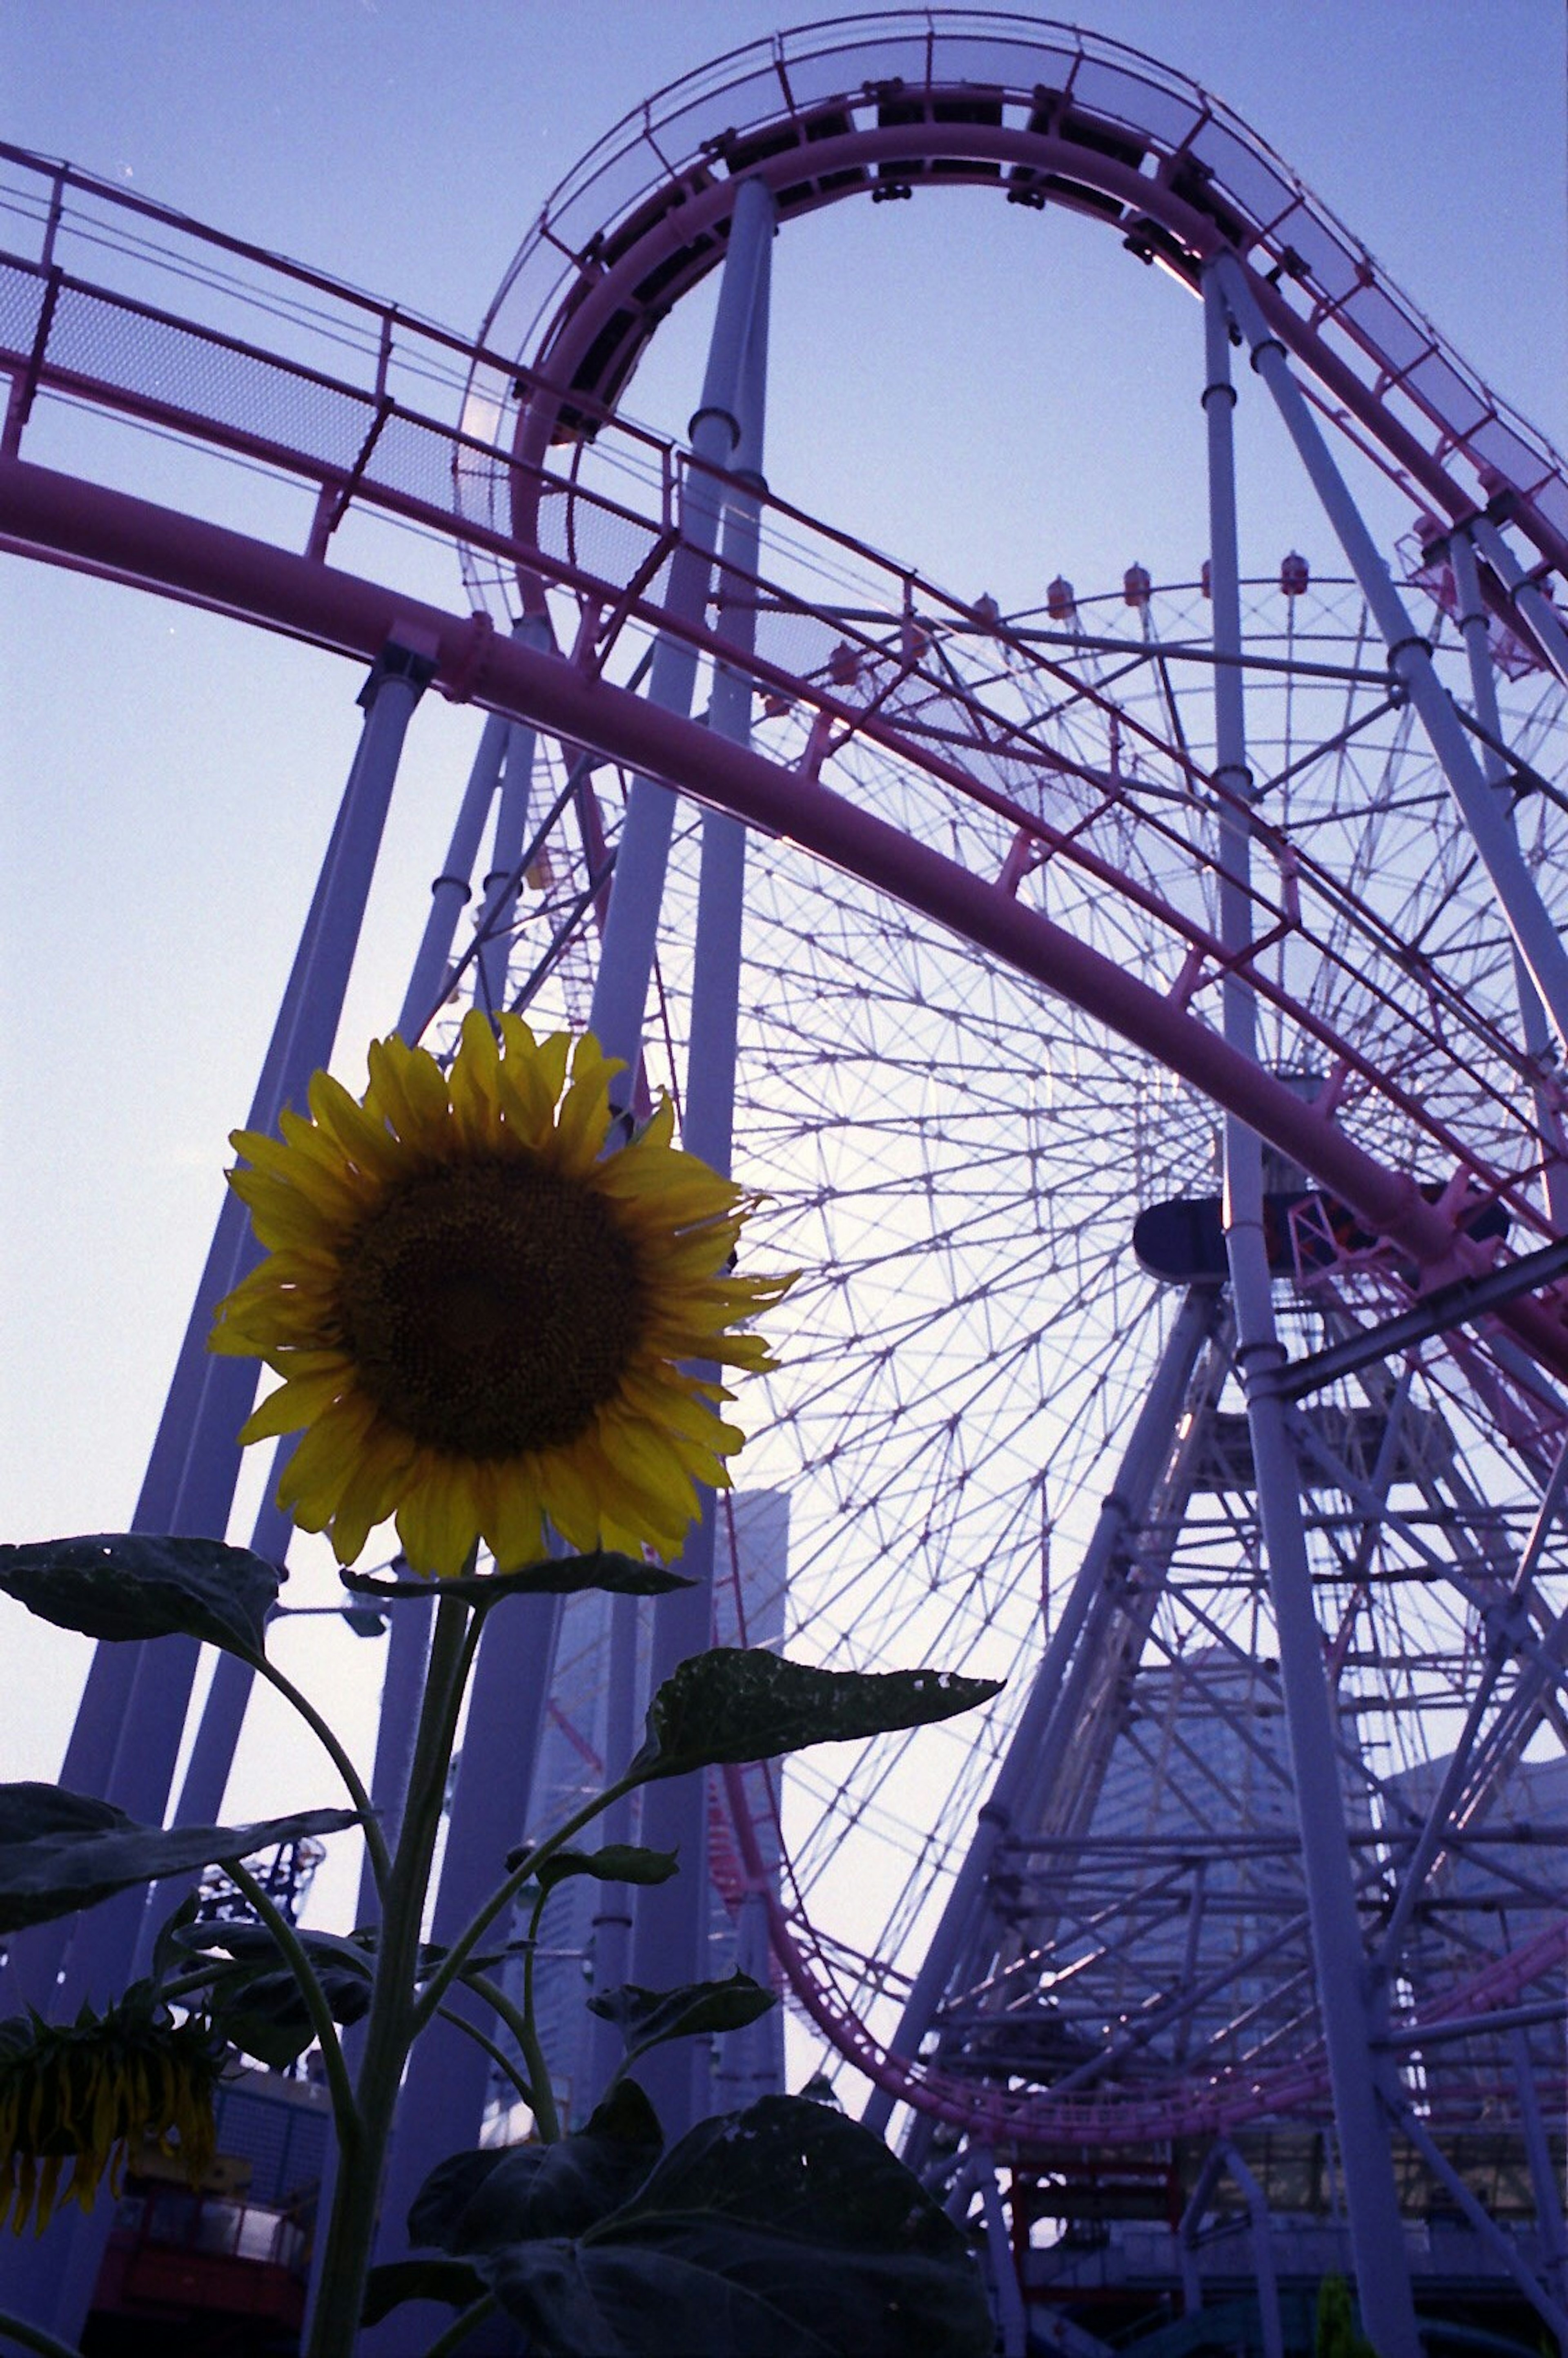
(178, 1926), (374, 2069)
(587, 1973), (775, 2065)
(0, 1533), (280, 1659)
(489, 1551), (695, 1600)
(360, 2256), (487, 2327)
(632, 1651), (1003, 1781)
(180, 1921), (373, 1970)
(410, 2082), (662, 2254)
(148, 1891), (203, 1994)
(0, 1789), (358, 1933)
(0, 1785), (128, 1846)
(472, 2094), (992, 2357)
(535, 1845), (679, 1898)
(406, 2150), (510, 2251)
(342, 1550), (693, 1606)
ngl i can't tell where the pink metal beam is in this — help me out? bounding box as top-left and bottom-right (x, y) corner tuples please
(7, 448), (1568, 1394)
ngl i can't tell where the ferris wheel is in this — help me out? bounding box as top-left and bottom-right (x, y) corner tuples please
(5, 11), (1568, 2351)
(499, 555), (1568, 2148)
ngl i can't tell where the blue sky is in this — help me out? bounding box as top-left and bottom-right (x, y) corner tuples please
(2, 0), (1565, 1813)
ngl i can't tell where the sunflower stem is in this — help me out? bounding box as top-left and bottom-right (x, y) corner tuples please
(304, 1587), (474, 2358)
(251, 1652), (392, 1899)
(157, 1964), (238, 2006)
(450, 1966), (543, 2109)
(430, 1995), (534, 2109)
(519, 1890), (561, 2142)
(452, 1591), (490, 1708)
(409, 1768), (644, 2035)
(225, 1861), (358, 2144)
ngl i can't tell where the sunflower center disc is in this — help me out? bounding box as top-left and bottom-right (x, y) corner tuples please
(337, 1156), (643, 1458)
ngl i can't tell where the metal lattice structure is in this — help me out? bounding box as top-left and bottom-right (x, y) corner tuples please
(4, 14), (1568, 2350)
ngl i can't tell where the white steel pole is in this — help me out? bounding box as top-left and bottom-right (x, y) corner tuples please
(1215, 250), (1568, 1059)
(1446, 524), (1568, 1229)
(626, 195), (773, 2138)
(1470, 514), (1568, 698)
(352, 193), (782, 2340)
(1203, 261), (1421, 2357)
(473, 615), (554, 1015)
(585, 173), (777, 1085)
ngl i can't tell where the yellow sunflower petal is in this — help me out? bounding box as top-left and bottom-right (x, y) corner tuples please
(595, 1157), (741, 1226)
(323, 1442), (414, 1567)
(613, 1370), (744, 1457)
(395, 1454), (483, 1579)
(365, 1033), (452, 1153)
(598, 1507), (660, 1558)
(276, 1393), (385, 1519)
(476, 1460), (548, 1573)
(306, 1070), (403, 1180)
(551, 1034), (619, 1170)
(448, 1009), (505, 1150)
(237, 1362), (359, 1445)
(225, 1169), (345, 1255)
(219, 1242), (341, 1293)
(530, 1444), (604, 1553)
(639, 1226), (753, 1284)
(210, 1283), (341, 1357)
(497, 1019), (570, 1144)
(626, 1094), (677, 1152)
(583, 1419), (702, 1538)
(274, 1105), (384, 1204)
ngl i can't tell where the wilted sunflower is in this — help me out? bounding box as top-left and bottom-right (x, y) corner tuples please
(210, 1014), (788, 1577)
(0, 1991), (220, 2233)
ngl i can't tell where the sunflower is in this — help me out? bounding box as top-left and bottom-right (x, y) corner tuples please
(0, 1992), (220, 2233)
(210, 1014), (787, 1578)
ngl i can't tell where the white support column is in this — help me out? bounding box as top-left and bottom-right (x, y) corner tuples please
(3, 628), (436, 2021)
(1447, 524), (1568, 1230)
(1471, 513), (1568, 697)
(403, 709), (509, 1036)
(624, 190), (774, 2142)
(1216, 251), (1568, 1058)
(1396, 2097), (1568, 2343)
(1511, 2026), (1568, 2350)
(585, 173), (778, 1087)
(555, 189), (776, 2112)
(1203, 261), (1421, 2357)
(582, 1587), (645, 2099)
(1177, 2144), (1284, 2358)
(350, 193), (782, 2333)
(973, 2150), (1028, 2358)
